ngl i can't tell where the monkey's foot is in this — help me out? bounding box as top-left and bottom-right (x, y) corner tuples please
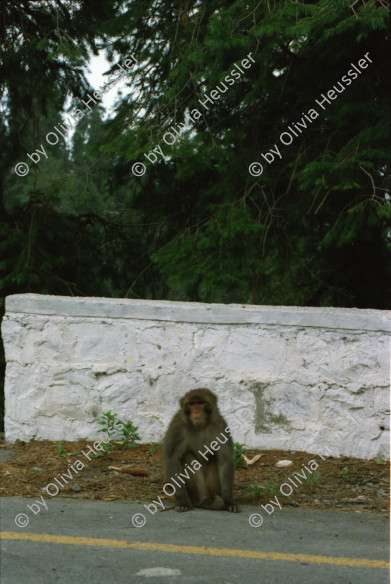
(174, 504), (192, 512)
(226, 502), (240, 513)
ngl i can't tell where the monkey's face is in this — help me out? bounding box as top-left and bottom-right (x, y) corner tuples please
(180, 389), (217, 428)
(187, 400), (208, 427)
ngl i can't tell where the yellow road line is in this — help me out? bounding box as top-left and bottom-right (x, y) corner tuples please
(1, 532), (389, 569)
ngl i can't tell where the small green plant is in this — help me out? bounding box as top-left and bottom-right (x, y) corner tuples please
(118, 421), (140, 449)
(57, 441), (81, 458)
(96, 410), (121, 456)
(96, 410), (141, 456)
(373, 457), (386, 465)
(247, 483), (264, 497)
(233, 442), (252, 468)
(340, 467), (364, 484)
(147, 443), (160, 456)
(57, 441), (67, 457)
(263, 480), (282, 497)
(301, 470), (322, 488)
(246, 480), (281, 498)
(94, 442), (114, 457)
(98, 410), (119, 437)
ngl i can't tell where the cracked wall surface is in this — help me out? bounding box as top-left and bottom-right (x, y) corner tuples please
(2, 293), (390, 459)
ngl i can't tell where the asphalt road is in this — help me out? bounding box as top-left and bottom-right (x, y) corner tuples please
(1, 496), (389, 583)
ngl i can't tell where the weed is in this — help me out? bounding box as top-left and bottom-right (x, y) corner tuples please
(301, 470), (322, 488)
(118, 421), (140, 449)
(246, 480), (281, 498)
(57, 441), (81, 458)
(340, 467), (364, 484)
(96, 410), (140, 456)
(57, 441), (67, 457)
(147, 443), (160, 456)
(233, 442), (252, 468)
(247, 483), (264, 497)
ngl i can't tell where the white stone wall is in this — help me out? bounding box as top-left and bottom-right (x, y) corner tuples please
(2, 293), (390, 459)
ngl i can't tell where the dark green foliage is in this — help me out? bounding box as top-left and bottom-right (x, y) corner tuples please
(1, 0), (389, 307)
(0, 1), (390, 425)
(102, 0), (390, 307)
(96, 410), (120, 456)
(118, 421), (141, 450)
(96, 410), (140, 455)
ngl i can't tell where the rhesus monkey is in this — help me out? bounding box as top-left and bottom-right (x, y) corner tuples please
(163, 388), (239, 512)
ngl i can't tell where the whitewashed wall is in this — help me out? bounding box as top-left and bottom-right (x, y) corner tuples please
(2, 293), (390, 459)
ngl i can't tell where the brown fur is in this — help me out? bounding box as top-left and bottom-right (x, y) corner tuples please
(163, 388), (239, 512)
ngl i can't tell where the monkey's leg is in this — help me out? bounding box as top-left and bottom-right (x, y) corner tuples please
(181, 456), (212, 508)
(172, 484), (193, 512)
(173, 453), (207, 512)
(200, 465), (230, 510)
(166, 456), (193, 512)
(196, 462), (226, 510)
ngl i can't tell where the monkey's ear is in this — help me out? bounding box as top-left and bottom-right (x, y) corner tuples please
(208, 390), (218, 405)
(179, 396), (185, 408)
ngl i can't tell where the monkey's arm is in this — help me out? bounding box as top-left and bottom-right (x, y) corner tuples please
(163, 416), (187, 471)
(163, 418), (193, 511)
(217, 443), (240, 512)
